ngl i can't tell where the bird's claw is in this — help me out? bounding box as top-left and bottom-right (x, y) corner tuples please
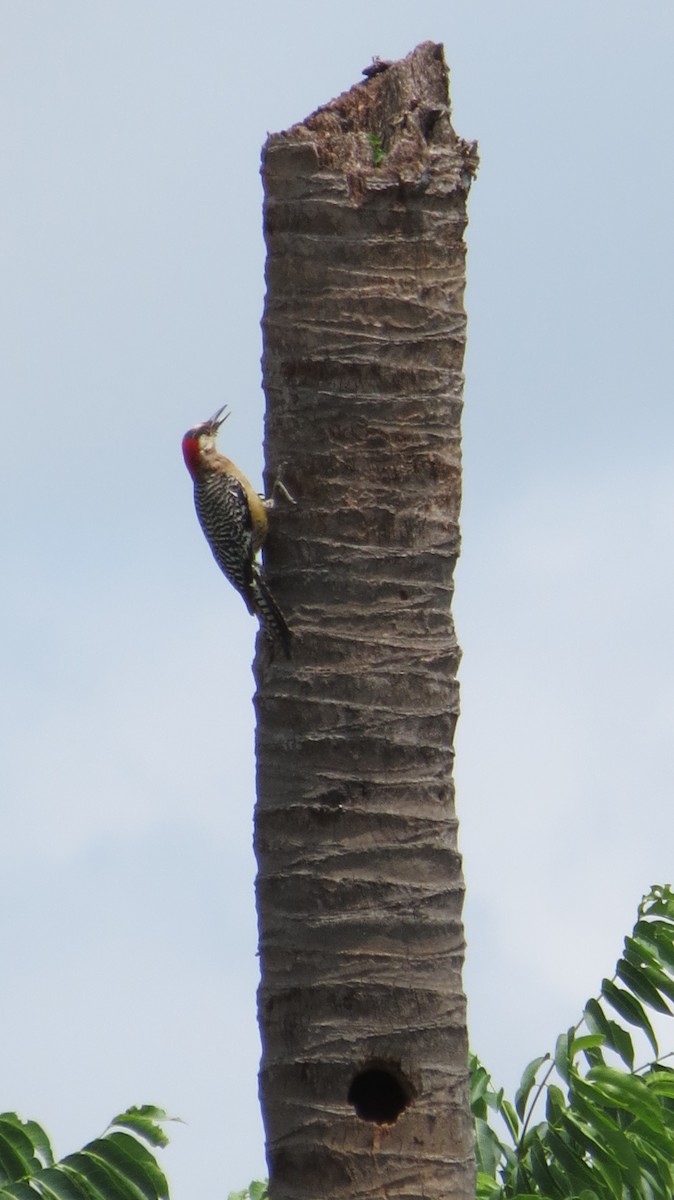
(263, 466), (297, 507)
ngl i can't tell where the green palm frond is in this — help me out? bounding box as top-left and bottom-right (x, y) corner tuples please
(471, 884), (674, 1200)
(0, 1107), (172, 1200)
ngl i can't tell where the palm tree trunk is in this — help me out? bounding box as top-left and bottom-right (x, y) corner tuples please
(254, 41), (478, 1200)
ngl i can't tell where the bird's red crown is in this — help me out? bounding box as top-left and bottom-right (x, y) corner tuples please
(182, 405), (229, 479)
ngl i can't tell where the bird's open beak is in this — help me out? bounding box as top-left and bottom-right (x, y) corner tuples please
(206, 404), (229, 432)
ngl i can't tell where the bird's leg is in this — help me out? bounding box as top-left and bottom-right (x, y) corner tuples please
(270, 478), (296, 505)
(262, 467), (296, 509)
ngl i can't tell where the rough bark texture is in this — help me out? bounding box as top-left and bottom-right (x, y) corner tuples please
(253, 42), (478, 1200)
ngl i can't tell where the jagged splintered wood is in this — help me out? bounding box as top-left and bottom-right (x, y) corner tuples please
(253, 41), (478, 1200)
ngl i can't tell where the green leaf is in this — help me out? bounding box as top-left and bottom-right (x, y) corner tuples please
(554, 1031), (572, 1084)
(474, 1118), (503, 1177)
(0, 1182), (42, 1199)
(527, 1133), (565, 1198)
(606, 1020), (635, 1069)
(581, 1045), (606, 1070)
(470, 1060), (493, 1116)
(475, 1171), (504, 1200)
(22, 1122), (54, 1168)
(514, 1190), (547, 1199)
(641, 962), (674, 1004)
(107, 1112), (170, 1152)
(0, 1117), (51, 1173)
(645, 1069), (674, 1100)
(61, 1154), (136, 1200)
(560, 1111), (624, 1197)
(638, 1162), (674, 1200)
(466, 886), (674, 1200)
(248, 1184), (268, 1200)
(544, 1129), (597, 1192)
(19, 1168), (91, 1200)
(641, 885), (674, 920)
(624, 932), (667, 971)
(571, 1076), (623, 1134)
(641, 922), (674, 973)
(601, 978), (659, 1056)
(586, 1066), (671, 1139)
(367, 132), (386, 166)
(626, 930), (674, 1002)
(570, 1034), (605, 1054)
(582, 1001), (634, 1067)
(0, 1127), (35, 1186)
(575, 1106), (644, 1188)
(616, 958), (672, 1014)
(92, 1134), (168, 1200)
(500, 1098), (519, 1142)
(545, 1085), (566, 1125)
(583, 998), (611, 1043)
(625, 1131), (674, 1199)
(515, 1055), (549, 1119)
(0, 1109), (170, 1200)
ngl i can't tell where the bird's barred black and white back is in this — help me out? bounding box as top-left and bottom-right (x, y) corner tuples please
(194, 472), (291, 655)
(195, 473), (254, 603)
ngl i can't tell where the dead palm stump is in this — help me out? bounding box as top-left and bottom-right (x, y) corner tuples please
(253, 41), (478, 1200)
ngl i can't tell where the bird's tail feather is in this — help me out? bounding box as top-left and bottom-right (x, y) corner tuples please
(252, 569), (292, 658)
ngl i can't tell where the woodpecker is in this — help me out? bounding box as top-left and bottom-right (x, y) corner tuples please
(182, 405), (292, 656)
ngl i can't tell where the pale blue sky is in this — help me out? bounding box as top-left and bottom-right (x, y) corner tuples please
(2, 3), (673, 1196)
